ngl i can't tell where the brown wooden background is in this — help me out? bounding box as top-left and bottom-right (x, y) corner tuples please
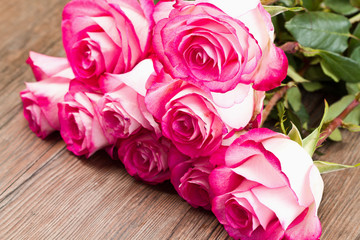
(0, 0), (359, 239)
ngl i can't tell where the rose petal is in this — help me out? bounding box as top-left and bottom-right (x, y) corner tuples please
(284, 204), (322, 239)
(252, 185), (305, 230)
(251, 44), (288, 91)
(100, 59), (154, 96)
(24, 77), (71, 130)
(262, 137), (319, 207)
(207, 0), (260, 19)
(26, 51), (74, 80)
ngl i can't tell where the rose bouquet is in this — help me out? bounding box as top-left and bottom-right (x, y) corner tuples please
(20, 0), (360, 239)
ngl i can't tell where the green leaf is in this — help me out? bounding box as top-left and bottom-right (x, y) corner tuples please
(301, 47), (321, 57)
(303, 65), (332, 82)
(324, 0), (359, 15)
(303, 101), (329, 156)
(344, 104), (360, 125)
(324, 94), (360, 126)
(300, 47), (360, 82)
(285, 12), (351, 53)
(287, 107), (306, 131)
(287, 66), (309, 83)
(295, 105), (310, 129)
(287, 87), (302, 112)
(314, 161), (360, 174)
(346, 83), (360, 95)
(320, 62), (340, 82)
(264, 6), (304, 17)
(302, 0), (322, 11)
(288, 123), (303, 146)
(342, 122), (360, 132)
(350, 46), (360, 63)
(324, 95), (355, 122)
(319, 50), (360, 83)
(349, 24), (360, 54)
(302, 82), (323, 92)
(328, 128), (342, 141)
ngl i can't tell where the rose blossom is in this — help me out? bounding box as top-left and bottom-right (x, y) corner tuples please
(58, 81), (109, 157)
(62, 0), (154, 87)
(26, 51), (74, 81)
(116, 129), (171, 184)
(98, 59), (159, 144)
(21, 51), (74, 139)
(209, 128), (324, 240)
(145, 71), (264, 157)
(153, 0), (287, 92)
(168, 147), (214, 210)
(20, 77), (71, 139)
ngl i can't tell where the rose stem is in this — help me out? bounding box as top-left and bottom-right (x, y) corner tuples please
(317, 95), (360, 147)
(261, 84), (292, 127)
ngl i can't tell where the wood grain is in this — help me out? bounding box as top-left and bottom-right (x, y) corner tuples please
(0, 0), (359, 239)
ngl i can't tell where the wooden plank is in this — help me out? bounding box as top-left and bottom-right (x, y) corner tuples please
(0, 146), (228, 239)
(0, 112), (64, 195)
(0, 0), (67, 126)
(0, 0), (359, 239)
(0, 126), (359, 239)
(317, 132), (360, 239)
(0, 0), (68, 195)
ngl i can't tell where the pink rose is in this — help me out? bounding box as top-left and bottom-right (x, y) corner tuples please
(209, 128), (324, 240)
(26, 51), (75, 81)
(146, 74), (224, 157)
(98, 59), (160, 144)
(116, 129), (171, 184)
(20, 77), (71, 139)
(153, 0), (287, 92)
(168, 147), (214, 210)
(145, 71), (264, 157)
(58, 81), (109, 157)
(62, 0), (154, 87)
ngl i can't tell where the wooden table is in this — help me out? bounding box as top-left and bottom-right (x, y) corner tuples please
(0, 0), (359, 239)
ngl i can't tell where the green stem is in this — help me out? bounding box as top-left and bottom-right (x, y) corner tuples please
(350, 13), (360, 24)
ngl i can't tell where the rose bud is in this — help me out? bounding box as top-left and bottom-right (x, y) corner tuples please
(26, 51), (74, 81)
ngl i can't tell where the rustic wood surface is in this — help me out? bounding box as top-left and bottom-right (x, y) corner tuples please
(0, 0), (359, 239)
